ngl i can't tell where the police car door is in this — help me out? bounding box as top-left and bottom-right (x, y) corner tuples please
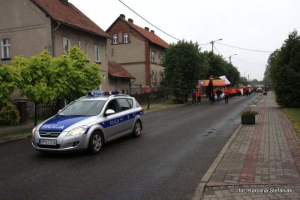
(103, 100), (123, 139)
(116, 98), (133, 133)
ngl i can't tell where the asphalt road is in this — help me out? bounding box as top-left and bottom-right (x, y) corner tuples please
(0, 93), (261, 200)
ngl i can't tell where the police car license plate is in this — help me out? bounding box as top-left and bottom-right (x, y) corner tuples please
(39, 139), (57, 146)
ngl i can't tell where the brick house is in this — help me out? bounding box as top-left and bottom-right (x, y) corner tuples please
(0, 0), (133, 95)
(106, 14), (169, 94)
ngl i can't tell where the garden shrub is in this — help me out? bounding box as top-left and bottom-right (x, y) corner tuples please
(0, 104), (21, 126)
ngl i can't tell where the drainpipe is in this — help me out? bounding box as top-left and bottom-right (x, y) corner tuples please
(52, 21), (61, 57)
(130, 78), (136, 95)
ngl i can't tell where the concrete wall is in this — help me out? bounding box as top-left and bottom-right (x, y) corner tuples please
(108, 78), (131, 94)
(0, 0), (52, 66)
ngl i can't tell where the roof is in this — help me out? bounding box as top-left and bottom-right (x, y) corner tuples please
(32, 0), (110, 38)
(129, 23), (169, 48)
(107, 16), (169, 49)
(108, 61), (135, 79)
(198, 80), (226, 87)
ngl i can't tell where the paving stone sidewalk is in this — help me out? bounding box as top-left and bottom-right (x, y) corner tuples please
(198, 91), (300, 200)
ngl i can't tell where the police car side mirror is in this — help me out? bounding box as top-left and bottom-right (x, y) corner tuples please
(57, 109), (62, 114)
(105, 109), (115, 116)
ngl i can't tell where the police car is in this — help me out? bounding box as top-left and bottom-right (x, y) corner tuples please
(31, 91), (143, 154)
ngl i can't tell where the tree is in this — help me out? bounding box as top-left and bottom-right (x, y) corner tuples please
(164, 40), (208, 103)
(14, 46), (103, 125)
(0, 64), (21, 107)
(269, 30), (300, 107)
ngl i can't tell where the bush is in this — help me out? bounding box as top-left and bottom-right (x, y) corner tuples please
(0, 104), (21, 126)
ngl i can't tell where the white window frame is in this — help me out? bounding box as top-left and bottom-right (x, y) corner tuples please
(94, 45), (100, 62)
(63, 37), (70, 55)
(78, 41), (81, 49)
(151, 50), (156, 62)
(124, 33), (129, 43)
(113, 34), (118, 44)
(1, 38), (11, 59)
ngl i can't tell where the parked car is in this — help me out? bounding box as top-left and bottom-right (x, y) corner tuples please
(256, 87), (263, 92)
(31, 91), (143, 154)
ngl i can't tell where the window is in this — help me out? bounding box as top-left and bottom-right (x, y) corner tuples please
(117, 99), (132, 111)
(95, 45), (100, 62)
(86, 43), (89, 57)
(124, 33), (129, 43)
(78, 41), (81, 49)
(113, 34), (118, 44)
(63, 37), (70, 55)
(1, 38), (10, 59)
(152, 70), (157, 83)
(151, 50), (156, 62)
(159, 53), (163, 64)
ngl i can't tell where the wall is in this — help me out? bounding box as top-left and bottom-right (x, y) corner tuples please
(0, 0), (52, 66)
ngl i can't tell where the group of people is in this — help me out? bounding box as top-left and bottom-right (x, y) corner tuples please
(192, 75), (230, 105)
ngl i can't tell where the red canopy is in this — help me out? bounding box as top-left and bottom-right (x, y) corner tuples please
(198, 80), (226, 87)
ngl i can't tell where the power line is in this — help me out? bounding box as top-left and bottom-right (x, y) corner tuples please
(119, 0), (180, 41)
(232, 57), (266, 67)
(213, 46), (222, 55)
(215, 42), (273, 53)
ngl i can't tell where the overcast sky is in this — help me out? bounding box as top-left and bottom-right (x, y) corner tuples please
(69, 0), (300, 81)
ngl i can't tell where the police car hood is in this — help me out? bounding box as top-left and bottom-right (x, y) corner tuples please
(39, 115), (95, 132)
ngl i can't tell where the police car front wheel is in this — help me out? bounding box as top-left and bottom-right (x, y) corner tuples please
(88, 131), (104, 154)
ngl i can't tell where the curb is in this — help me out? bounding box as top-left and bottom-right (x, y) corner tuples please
(0, 133), (31, 144)
(192, 124), (242, 200)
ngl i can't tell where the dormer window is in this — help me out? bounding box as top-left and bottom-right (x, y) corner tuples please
(113, 34), (118, 44)
(124, 33), (129, 43)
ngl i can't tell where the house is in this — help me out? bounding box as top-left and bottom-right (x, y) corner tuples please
(106, 14), (169, 94)
(0, 0), (129, 95)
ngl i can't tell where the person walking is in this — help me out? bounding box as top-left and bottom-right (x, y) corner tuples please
(191, 89), (196, 105)
(216, 88), (222, 102)
(196, 88), (202, 104)
(207, 75), (214, 104)
(224, 86), (229, 103)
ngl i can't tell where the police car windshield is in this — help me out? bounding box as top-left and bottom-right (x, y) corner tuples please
(59, 100), (106, 116)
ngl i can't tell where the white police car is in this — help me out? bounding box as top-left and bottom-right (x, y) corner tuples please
(31, 91), (143, 154)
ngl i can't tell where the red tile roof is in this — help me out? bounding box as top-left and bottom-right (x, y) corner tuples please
(32, 0), (110, 38)
(129, 22), (169, 48)
(108, 61), (135, 79)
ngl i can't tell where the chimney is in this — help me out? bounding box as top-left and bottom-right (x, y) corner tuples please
(150, 30), (155, 34)
(145, 27), (149, 31)
(128, 18), (133, 23)
(60, 0), (68, 4)
(120, 14), (125, 19)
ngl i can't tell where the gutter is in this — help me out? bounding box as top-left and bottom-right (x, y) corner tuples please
(52, 21), (61, 57)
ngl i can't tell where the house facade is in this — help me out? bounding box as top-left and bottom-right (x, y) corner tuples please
(0, 0), (130, 96)
(106, 14), (169, 94)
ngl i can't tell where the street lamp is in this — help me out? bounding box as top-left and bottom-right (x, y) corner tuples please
(248, 73), (251, 83)
(244, 71), (249, 78)
(211, 38), (222, 53)
(229, 54), (237, 64)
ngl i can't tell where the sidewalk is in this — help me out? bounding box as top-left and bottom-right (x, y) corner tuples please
(193, 91), (300, 200)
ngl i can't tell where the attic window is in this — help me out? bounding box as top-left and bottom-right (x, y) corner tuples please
(124, 33), (129, 43)
(113, 34), (118, 44)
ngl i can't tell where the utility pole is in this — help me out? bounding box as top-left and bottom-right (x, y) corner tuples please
(229, 54), (237, 64)
(210, 39), (222, 54)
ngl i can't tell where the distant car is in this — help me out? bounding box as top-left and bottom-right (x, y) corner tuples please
(256, 87), (263, 92)
(31, 91), (143, 154)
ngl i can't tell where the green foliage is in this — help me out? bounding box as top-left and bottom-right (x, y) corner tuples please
(63, 46), (103, 102)
(241, 109), (259, 116)
(164, 40), (208, 103)
(269, 30), (300, 107)
(0, 64), (21, 105)
(0, 104), (20, 126)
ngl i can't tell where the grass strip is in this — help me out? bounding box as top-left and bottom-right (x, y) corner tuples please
(283, 108), (300, 138)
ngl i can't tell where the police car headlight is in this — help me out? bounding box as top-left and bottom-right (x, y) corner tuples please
(67, 126), (88, 137)
(32, 127), (37, 135)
